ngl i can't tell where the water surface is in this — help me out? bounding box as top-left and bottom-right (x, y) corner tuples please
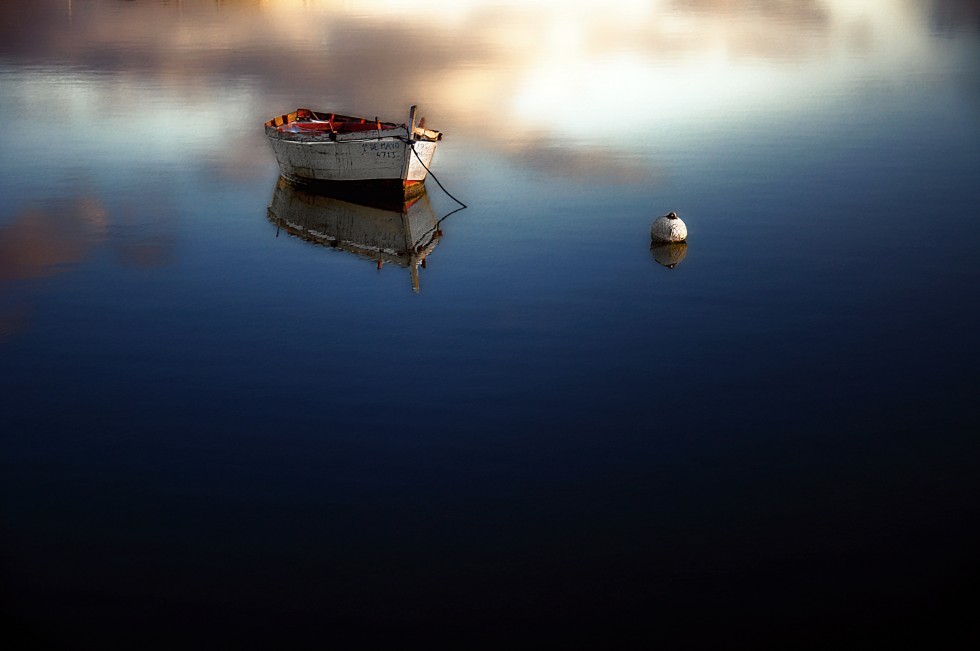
(2, 1), (979, 647)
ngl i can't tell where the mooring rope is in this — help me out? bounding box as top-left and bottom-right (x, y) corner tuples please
(402, 139), (468, 214)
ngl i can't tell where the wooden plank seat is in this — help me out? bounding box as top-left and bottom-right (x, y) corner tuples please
(281, 110), (401, 134)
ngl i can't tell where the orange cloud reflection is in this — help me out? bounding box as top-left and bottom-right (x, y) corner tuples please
(0, 198), (107, 283)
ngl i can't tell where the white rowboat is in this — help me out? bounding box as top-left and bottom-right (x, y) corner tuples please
(264, 105), (441, 195)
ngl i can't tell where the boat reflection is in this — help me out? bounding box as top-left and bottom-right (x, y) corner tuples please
(267, 178), (446, 293)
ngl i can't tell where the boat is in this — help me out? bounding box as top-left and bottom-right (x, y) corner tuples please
(266, 177), (445, 293)
(264, 105), (442, 198)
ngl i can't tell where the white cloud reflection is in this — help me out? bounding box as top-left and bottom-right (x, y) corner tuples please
(1, 0), (973, 178)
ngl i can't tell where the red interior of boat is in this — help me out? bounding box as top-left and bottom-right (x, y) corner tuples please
(281, 110), (400, 134)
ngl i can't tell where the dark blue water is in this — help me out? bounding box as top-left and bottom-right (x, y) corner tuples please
(2, 1), (979, 647)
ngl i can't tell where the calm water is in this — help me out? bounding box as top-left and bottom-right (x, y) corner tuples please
(2, 0), (979, 647)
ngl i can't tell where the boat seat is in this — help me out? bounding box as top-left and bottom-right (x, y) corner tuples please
(279, 118), (402, 134)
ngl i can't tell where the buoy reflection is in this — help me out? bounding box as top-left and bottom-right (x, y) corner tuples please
(650, 241), (687, 269)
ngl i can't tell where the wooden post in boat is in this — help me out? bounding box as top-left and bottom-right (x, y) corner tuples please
(409, 105), (418, 141)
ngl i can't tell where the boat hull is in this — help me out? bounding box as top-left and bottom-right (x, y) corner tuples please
(272, 176), (429, 207)
(264, 108), (441, 190)
(267, 136), (438, 185)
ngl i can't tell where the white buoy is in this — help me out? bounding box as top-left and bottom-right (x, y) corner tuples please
(651, 211), (687, 243)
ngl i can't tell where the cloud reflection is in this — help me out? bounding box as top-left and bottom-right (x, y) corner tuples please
(0, 197), (108, 282)
(0, 0), (970, 181)
(0, 196), (106, 340)
(0, 192), (178, 339)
